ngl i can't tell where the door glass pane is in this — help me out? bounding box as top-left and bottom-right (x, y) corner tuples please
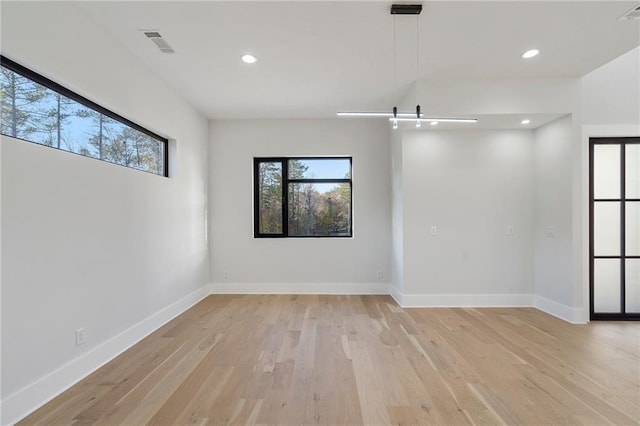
(594, 259), (621, 313)
(626, 259), (640, 313)
(626, 202), (640, 256)
(257, 162), (283, 234)
(626, 144), (640, 198)
(594, 202), (620, 256)
(288, 182), (351, 236)
(593, 144), (620, 199)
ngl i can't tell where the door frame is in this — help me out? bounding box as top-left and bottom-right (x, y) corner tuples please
(589, 136), (640, 320)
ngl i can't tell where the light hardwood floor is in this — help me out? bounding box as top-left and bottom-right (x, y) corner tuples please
(20, 295), (640, 425)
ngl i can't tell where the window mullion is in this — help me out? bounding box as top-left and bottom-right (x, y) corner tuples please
(282, 158), (289, 237)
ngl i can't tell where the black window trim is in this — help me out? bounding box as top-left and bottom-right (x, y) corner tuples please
(253, 156), (353, 239)
(1, 55), (169, 177)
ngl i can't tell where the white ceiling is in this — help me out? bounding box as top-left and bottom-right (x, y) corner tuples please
(8, 1), (640, 123)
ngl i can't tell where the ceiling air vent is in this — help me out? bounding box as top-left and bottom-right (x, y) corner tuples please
(390, 4), (422, 15)
(143, 31), (175, 54)
(619, 4), (640, 20)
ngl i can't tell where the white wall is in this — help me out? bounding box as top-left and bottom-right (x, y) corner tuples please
(403, 131), (533, 305)
(1, 2), (209, 423)
(390, 128), (404, 302)
(582, 47), (640, 127)
(400, 130), (534, 305)
(533, 115), (574, 311)
(209, 119), (390, 292)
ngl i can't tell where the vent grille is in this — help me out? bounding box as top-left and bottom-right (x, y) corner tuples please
(620, 4), (640, 20)
(141, 30), (175, 54)
(390, 4), (422, 15)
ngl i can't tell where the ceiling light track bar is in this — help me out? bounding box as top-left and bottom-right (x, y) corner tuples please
(389, 117), (478, 123)
(337, 112), (424, 118)
(337, 112), (478, 124)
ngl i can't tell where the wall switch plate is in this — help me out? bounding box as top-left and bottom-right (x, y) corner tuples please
(430, 226), (438, 236)
(75, 328), (86, 347)
(507, 225), (514, 236)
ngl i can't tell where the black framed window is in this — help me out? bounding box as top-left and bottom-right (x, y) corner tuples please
(589, 137), (640, 320)
(0, 55), (168, 177)
(254, 157), (352, 238)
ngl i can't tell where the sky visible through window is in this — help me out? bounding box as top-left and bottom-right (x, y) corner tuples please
(291, 159), (351, 194)
(0, 63), (165, 176)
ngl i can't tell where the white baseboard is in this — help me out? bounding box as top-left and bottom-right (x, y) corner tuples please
(533, 295), (587, 324)
(389, 285), (403, 306)
(400, 293), (534, 308)
(209, 282), (390, 295)
(1, 286), (210, 426)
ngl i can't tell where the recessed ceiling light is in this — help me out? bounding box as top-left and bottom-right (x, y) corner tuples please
(241, 54), (257, 64)
(522, 49), (539, 59)
(521, 119), (531, 125)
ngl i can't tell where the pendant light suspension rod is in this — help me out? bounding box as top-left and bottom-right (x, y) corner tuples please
(393, 14), (397, 98)
(415, 14), (421, 127)
(393, 15), (399, 129)
(416, 13), (420, 110)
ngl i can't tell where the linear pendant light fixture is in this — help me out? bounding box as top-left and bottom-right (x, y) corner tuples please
(337, 4), (478, 128)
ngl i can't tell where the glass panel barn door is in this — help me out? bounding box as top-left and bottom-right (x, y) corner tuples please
(590, 137), (640, 320)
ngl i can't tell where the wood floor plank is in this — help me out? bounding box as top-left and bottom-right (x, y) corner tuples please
(350, 338), (393, 425)
(92, 334), (218, 425)
(18, 295), (640, 426)
(303, 323), (363, 425)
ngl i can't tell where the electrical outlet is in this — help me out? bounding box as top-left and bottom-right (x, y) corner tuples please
(75, 328), (86, 347)
(376, 270), (383, 280)
(430, 226), (438, 236)
(546, 226), (555, 237)
(223, 270), (230, 280)
(507, 225), (514, 236)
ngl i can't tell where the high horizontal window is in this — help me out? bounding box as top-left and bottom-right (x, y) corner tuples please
(254, 157), (352, 238)
(0, 56), (168, 177)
